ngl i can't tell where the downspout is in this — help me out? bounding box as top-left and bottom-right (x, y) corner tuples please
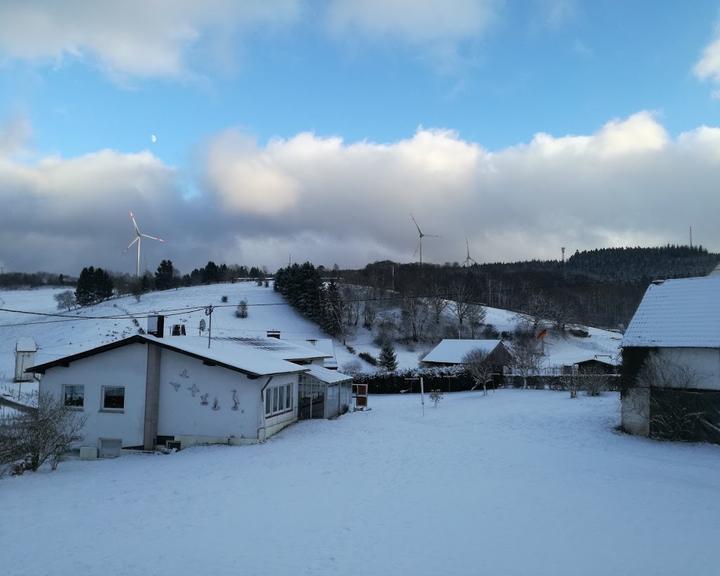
(257, 375), (274, 442)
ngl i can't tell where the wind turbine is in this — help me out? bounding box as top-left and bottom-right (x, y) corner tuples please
(126, 211), (164, 277)
(463, 237), (478, 268)
(410, 214), (439, 267)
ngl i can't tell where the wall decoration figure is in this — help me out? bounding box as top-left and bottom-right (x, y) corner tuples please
(170, 381), (181, 392)
(179, 368), (190, 379)
(212, 397), (220, 411)
(188, 383), (199, 397)
(231, 390), (240, 411)
(200, 393), (209, 406)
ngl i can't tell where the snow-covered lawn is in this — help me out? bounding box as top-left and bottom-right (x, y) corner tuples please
(3, 390), (719, 576)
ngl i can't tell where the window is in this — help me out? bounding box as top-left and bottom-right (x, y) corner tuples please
(265, 384), (294, 417)
(63, 385), (84, 408)
(102, 386), (125, 411)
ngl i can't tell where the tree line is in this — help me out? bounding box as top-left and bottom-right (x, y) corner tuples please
(339, 245), (720, 329)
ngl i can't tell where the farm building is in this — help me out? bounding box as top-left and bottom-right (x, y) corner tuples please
(621, 275), (720, 443)
(27, 329), (352, 455)
(422, 339), (513, 369)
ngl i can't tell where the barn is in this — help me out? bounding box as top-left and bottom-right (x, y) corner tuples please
(422, 339), (513, 369)
(27, 331), (349, 456)
(621, 275), (720, 444)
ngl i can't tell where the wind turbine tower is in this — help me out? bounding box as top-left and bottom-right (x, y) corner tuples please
(410, 214), (439, 267)
(463, 237), (478, 267)
(127, 211), (164, 277)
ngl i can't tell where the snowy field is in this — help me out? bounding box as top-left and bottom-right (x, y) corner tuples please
(0, 283), (622, 402)
(2, 390), (719, 576)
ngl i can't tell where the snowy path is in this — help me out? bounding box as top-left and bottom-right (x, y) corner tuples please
(2, 391), (719, 576)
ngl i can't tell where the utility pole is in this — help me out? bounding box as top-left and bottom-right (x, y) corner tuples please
(689, 226), (693, 248)
(205, 305), (214, 348)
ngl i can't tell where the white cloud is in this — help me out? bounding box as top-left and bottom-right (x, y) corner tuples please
(694, 34), (720, 91)
(0, 0), (300, 78)
(3, 112), (720, 274)
(326, 0), (497, 44)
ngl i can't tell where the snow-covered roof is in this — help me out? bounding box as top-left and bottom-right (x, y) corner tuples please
(304, 364), (352, 384)
(16, 337), (36, 353)
(218, 336), (330, 362)
(301, 338), (338, 369)
(423, 339), (503, 364)
(623, 275), (720, 348)
(28, 334), (307, 377)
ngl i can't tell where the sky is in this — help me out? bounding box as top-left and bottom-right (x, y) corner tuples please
(1, 0), (720, 275)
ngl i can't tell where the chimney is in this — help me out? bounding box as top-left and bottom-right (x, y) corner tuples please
(147, 315), (165, 338)
(267, 330), (281, 339)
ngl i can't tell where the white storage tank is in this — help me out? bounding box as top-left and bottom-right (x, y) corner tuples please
(14, 337), (37, 382)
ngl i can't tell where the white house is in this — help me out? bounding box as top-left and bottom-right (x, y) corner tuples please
(621, 275), (720, 443)
(28, 332), (340, 454)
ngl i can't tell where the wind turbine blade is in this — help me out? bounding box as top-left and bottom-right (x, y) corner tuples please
(425, 234), (441, 238)
(141, 233), (164, 242)
(126, 237), (139, 251)
(129, 211), (140, 234)
(410, 214), (423, 237)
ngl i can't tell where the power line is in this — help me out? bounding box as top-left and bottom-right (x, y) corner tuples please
(0, 290), (477, 329)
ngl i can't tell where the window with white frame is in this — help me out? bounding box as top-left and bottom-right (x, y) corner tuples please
(265, 383), (293, 417)
(102, 386), (125, 411)
(63, 385), (84, 408)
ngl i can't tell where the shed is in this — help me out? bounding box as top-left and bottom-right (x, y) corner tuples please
(14, 337), (37, 382)
(621, 275), (720, 443)
(422, 339), (512, 368)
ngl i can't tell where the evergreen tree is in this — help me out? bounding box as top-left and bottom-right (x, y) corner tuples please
(94, 268), (114, 301)
(155, 259), (177, 290)
(75, 267), (95, 306)
(379, 340), (398, 372)
(236, 300), (248, 318)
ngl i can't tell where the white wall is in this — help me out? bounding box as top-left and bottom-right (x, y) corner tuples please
(39, 344), (148, 448)
(157, 350), (265, 442)
(657, 348), (720, 390)
(621, 387), (649, 436)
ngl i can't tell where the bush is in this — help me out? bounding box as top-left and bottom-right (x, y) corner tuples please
(0, 393), (86, 476)
(221, 295), (228, 303)
(236, 300), (248, 318)
(346, 345), (356, 354)
(359, 352), (377, 366)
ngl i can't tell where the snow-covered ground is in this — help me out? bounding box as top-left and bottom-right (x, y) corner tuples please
(0, 283), (622, 402)
(2, 390), (719, 576)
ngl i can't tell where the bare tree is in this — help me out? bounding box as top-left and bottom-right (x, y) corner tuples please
(582, 369), (608, 397)
(427, 284), (449, 325)
(466, 305), (487, 339)
(401, 292), (429, 342)
(0, 392), (86, 476)
(54, 290), (76, 311)
(463, 348), (494, 395)
(511, 338), (542, 389)
(450, 283), (472, 338)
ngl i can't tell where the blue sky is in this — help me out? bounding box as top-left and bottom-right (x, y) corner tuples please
(2, 0), (720, 274)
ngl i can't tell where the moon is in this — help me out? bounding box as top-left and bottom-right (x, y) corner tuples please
(151, 134), (157, 144)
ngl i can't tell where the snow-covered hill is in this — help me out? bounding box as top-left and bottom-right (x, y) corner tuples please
(0, 283), (623, 400)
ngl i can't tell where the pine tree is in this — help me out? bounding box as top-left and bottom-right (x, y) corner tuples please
(155, 259), (176, 290)
(75, 267), (95, 306)
(379, 340), (398, 372)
